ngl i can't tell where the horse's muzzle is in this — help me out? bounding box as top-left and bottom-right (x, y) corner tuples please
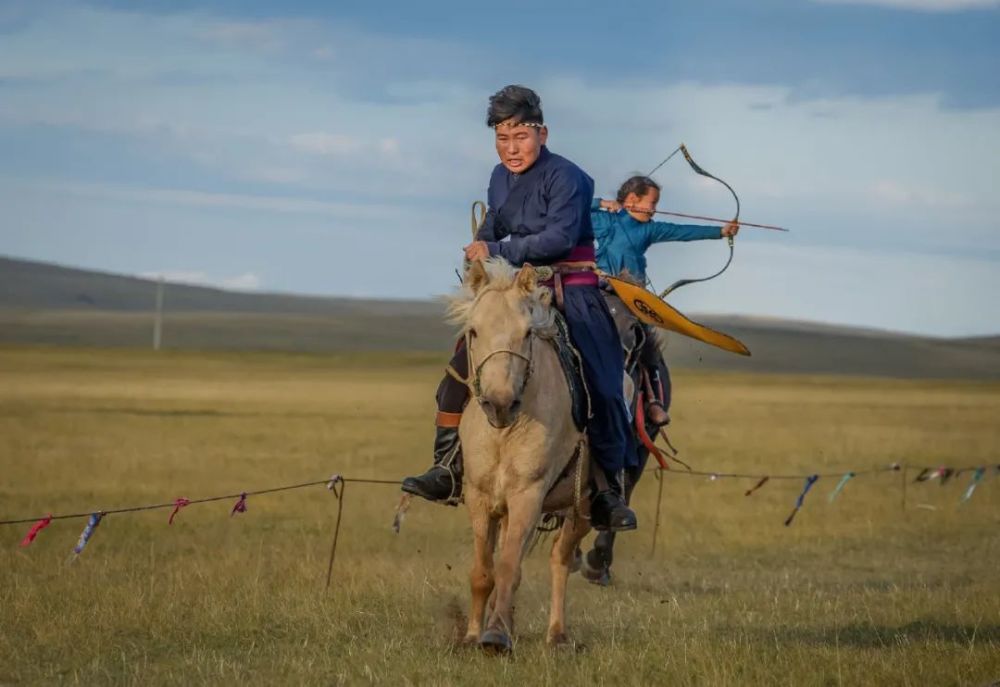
(479, 397), (522, 429)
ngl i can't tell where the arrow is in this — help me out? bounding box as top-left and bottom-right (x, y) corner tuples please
(624, 206), (790, 232)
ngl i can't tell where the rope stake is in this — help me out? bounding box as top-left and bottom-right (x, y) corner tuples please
(325, 477), (345, 591)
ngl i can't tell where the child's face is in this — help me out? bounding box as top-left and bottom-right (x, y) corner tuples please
(625, 189), (660, 223)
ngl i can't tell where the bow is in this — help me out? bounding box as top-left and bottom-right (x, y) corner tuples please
(647, 143), (740, 299)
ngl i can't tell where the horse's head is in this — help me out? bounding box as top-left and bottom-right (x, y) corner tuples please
(449, 259), (554, 429)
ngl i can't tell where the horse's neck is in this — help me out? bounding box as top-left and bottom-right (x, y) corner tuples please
(521, 332), (571, 418)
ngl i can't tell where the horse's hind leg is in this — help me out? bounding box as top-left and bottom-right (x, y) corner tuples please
(547, 515), (590, 646)
(464, 488), (497, 645)
(481, 487), (544, 653)
(583, 455), (645, 585)
(583, 531), (615, 586)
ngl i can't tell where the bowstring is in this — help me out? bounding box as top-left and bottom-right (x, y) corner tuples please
(649, 144), (740, 298)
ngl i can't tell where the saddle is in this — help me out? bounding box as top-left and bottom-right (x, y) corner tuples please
(600, 287), (646, 375)
(541, 311), (591, 432)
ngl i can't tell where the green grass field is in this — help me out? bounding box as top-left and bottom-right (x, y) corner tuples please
(1, 346), (998, 686)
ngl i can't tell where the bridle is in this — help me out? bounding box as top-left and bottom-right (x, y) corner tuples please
(465, 328), (535, 402)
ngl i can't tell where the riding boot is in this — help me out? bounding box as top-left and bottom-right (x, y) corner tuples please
(589, 470), (637, 532)
(401, 427), (463, 505)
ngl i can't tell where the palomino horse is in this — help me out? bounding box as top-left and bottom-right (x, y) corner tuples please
(448, 258), (591, 652)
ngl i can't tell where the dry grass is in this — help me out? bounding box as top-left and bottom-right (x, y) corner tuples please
(1, 346), (998, 686)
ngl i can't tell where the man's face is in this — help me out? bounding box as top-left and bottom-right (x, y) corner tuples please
(494, 121), (548, 174)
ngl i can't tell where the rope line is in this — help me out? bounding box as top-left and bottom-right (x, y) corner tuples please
(0, 476), (402, 526)
(1, 464), (994, 528)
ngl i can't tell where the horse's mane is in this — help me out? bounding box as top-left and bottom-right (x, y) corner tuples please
(446, 258), (557, 337)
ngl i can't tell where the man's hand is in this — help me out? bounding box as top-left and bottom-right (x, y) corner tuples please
(464, 241), (490, 261)
(600, 199), (622, 212)
(721, 221), (740, 238)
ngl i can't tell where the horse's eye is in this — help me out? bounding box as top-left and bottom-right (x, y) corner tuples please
(469, 328), (477, 338)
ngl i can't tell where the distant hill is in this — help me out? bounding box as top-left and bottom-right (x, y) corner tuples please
(2, 255), (998, 380)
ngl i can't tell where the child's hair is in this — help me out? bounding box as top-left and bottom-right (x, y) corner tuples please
(615, 175), (661, 204)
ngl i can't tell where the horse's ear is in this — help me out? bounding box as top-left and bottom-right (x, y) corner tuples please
(515, 264), (537, 293)
(465, 260), (489, 293)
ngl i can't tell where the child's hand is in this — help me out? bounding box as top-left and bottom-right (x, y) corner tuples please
(721, 221), (740, 238)
(600, 199), (622, 212)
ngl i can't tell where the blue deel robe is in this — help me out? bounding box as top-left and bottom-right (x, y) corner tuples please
(591, 198), (723, 285)
(460, 146), (636, 472)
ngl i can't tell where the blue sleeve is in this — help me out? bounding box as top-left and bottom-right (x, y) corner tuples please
(642, 221), (722, 247)
(476, 167), (508, 242)
(590, 205), (613, 244)
(487, 167), (584, 264)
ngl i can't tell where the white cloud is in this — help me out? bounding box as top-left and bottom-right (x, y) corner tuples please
(220, 272), (262, 290)
(1, 2), (998, 336)
(651, 242), (1000, 337)
(813, 0), (999, 10)
(542, 78), (1000, 251)
(869, 179), (972, 208)
(289, 132), (365, 156)
(196, 19), (317, 52)
(140, 270), (262, 291)
(48, 181), (410, 220)
(378, 137), (401, 156)
(241, 167), (309, 185)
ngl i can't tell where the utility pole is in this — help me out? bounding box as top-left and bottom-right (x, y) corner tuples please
(153, 276), (164, 351)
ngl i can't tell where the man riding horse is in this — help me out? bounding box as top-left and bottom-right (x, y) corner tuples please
(402, 84), (638, 532)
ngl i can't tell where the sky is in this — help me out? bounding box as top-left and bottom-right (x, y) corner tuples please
(0, 0), (998, 337)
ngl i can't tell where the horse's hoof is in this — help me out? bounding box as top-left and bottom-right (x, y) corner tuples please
(581, 566), (612, 587)
(580, 556), (612, 586)
(546, 631), (569, 647)
(479, 628), (513, 655)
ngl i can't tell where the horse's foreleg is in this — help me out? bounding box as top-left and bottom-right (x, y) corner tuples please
(547, 515), (591, 646)
(481, 488), (544, 652)
(464, 488), (497, 645)
(484, 516), (507, 617)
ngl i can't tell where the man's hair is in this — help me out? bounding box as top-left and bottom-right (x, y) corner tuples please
(486, 85), (544, 128)
(616, 176), (661, 204)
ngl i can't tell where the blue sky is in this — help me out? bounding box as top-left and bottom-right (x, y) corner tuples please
(1, 0), (998, 336)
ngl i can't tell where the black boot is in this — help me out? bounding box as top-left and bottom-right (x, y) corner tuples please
(401, 427), (463, 505)
(590, 471), (637, 532)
